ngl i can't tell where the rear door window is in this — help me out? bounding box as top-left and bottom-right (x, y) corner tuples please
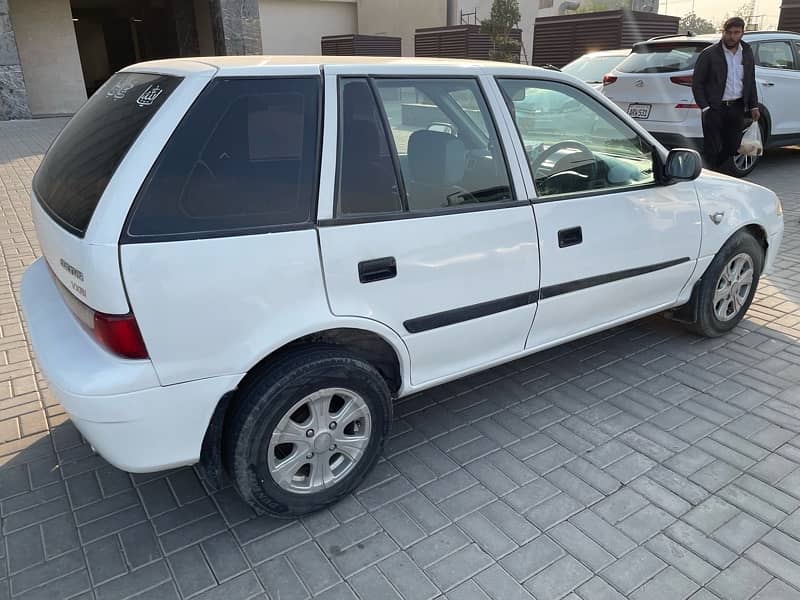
(33, 72), (181, 238)
(126, 77), (321, 240)
(617, 44), (706, 73)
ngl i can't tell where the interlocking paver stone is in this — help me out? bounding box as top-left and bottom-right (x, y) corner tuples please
(1, 121), (800, 598)
(707, 557), (772, 600)
(500, 535), (563, 582)
(599, 547), (666, 595)
(629, 566), (698, 600)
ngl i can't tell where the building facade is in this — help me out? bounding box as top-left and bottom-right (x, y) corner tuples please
(1, 0), (547, 121)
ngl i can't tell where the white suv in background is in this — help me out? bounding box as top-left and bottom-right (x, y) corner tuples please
(602, 31), (800, 176)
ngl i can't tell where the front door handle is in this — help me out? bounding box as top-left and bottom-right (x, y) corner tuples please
(762, 82), (776, 87)
(558, 227), (583, 248)
(358, 257), (397, 283)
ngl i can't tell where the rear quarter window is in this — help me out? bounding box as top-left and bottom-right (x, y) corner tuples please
(617, 44), (706, 74)
(33, 73), (181, 238)
(125, 77), (321, 240)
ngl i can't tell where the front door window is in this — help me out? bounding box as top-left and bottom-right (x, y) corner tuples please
(497, 79), (656, 198)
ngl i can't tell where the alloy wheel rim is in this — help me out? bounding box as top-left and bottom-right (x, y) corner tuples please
(734, 152), (755, 172)
(713, 252), (754, 322)
(267, 388), (371, 494)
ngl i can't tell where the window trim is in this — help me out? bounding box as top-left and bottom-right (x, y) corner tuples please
(368, 77), (410, 212)
(329, 74), (521, 223)
(494, 75), (663, 204)
(120, 75), (324, 244)
(318, 199), (523, 227)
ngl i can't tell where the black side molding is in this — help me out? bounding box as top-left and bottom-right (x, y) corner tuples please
(540, 257), (691, 299)
(404, 290), (539, 334)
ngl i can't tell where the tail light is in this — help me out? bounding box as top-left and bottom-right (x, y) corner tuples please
(670, 75), (694, 87)
(676, 103), (700, 109)
(603, 75), (618, 86)
(92, 313), (149, 360)
(51, 268), (149, 359)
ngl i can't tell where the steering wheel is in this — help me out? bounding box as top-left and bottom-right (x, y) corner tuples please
(530, 141), (598, 182)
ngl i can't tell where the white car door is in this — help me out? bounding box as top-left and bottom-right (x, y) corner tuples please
(318, 70), (540, 387)
(494, 77), (702, 350)
(753, 39), (800, 136)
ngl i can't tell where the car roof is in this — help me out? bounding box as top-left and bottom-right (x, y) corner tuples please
(122, 55), (570, 79)
(638, 30), (800, 45)
(579, 49), (631, 57)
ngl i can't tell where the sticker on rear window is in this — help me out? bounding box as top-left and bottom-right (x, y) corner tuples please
(137, 84), (164, 107)
(106, 77), (136, 101)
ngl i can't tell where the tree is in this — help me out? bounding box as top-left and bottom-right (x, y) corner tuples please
(480, 0), (521, 62)
(719, 1), (756, 29)
(575, 0), (632, 13)
(732, 0), (756, 18)
(679, 12), (717, 35)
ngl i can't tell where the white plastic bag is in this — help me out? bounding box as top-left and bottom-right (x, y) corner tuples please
(738, 122), (763, 157)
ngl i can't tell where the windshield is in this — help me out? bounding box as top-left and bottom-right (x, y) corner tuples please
(563, 54), (628, 83)
(33, 72), (181, 237)
(616, 43), (706, 74)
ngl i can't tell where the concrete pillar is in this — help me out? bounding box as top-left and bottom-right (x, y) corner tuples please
(0, 0), (30, 119)
(8, 0), (86, 117)
(174, 0), (201, 57)
(208, 0), (262, 56)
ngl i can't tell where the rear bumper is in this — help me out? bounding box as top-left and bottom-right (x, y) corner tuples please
(21, 257), (240, 472)
(651, 132), (704, 152)
(637, 115), (704, 151)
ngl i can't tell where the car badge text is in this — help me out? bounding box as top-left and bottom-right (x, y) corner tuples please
(60, 258), (84, 284)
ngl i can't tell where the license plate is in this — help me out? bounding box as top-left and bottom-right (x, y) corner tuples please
(628, 104), (651, 119)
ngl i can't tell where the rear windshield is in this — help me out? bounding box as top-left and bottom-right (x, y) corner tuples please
(563, 54), (628, 83)
(616, 44), (707, 74)
(33, 72), (181, 237)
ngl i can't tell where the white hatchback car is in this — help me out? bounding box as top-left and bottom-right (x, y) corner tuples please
(561, 48), (631, 91)
(21, 56), (784, 517)
(602, 31), (800, 176)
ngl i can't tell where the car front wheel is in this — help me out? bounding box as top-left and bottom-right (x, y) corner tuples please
(688, 230), (764, 337)
(225, 346), (392, 517)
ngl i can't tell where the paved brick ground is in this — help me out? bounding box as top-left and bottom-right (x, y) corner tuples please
(1, 117), (800, 600)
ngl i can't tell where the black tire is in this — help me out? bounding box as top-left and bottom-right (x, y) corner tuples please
(724, 119), (767, 178)
(224, 345), (392, 517)
(688, 230), (764, 337)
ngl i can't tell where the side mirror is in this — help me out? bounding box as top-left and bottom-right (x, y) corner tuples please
(664, 148), (703, 182)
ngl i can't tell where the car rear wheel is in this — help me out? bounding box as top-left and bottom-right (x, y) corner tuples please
(687, 230), (763, 337)
(725, 119), (767, 178)
(224, 346), (392, 517)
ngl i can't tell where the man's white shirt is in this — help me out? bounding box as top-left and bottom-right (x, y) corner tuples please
(723, 43), (745, 101)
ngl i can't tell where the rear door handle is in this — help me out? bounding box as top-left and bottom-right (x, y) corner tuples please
(558, 227), (583, 248)
(358, 257), (397, 283)
(762, 82), (776, 87)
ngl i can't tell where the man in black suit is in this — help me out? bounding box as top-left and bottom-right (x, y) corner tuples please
(692, 17), (760, 170)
